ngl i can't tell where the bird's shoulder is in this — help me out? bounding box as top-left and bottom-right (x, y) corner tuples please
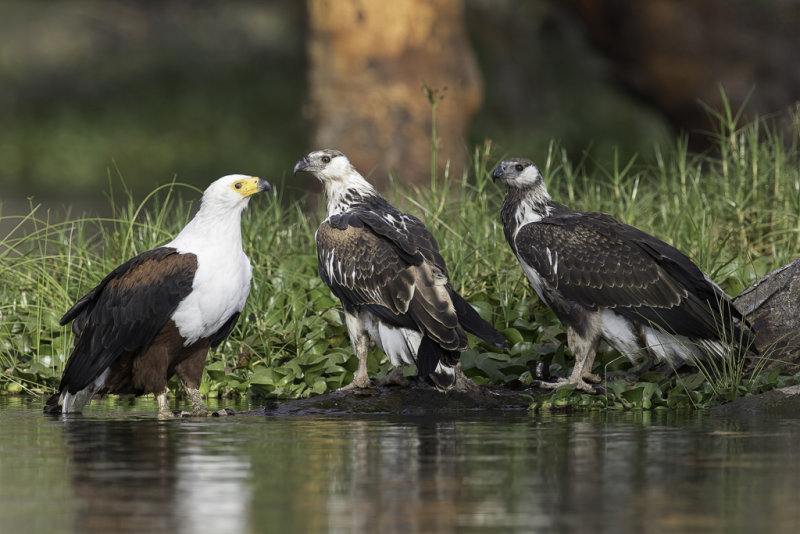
(61, 247), (197, 328)
(319, 204), (441, 267)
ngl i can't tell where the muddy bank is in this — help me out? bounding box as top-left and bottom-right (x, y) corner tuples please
(255, 381), (534, 416)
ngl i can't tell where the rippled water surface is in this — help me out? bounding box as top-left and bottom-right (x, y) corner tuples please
(2, 395), (800, 533)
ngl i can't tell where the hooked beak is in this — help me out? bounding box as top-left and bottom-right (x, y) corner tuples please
(257, 177), (273, 193)
(239, 176), (273, 197)
(491, 163), (506, 181)
(293, 156), (310, 174)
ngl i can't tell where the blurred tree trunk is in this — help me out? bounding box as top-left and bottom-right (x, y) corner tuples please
(304, 0), (483, 191)
(563, 0), (800, 144)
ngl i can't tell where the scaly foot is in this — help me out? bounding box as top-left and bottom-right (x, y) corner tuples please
(534, 377), (598, 394)
(170, 407), (235, 418)
(583, 372), (602, 384)
(336, 372), (377, 393)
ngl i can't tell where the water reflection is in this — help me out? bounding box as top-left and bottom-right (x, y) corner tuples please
(61, 417), (248, 534)
(327, 419), (465, 533)
(2, 398), (800, 533)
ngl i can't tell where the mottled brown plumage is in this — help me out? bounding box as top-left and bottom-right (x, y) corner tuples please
(493, 157), (754, 392)
(295, 149), (505, 389)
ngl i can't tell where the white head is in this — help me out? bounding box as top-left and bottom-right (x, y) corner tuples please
(166, 174), (271, 253)
(293, 149), (359, 182)
(199, 174), (272, 213)
(293, 149), (377, 214)
(491, 158), (548, 191)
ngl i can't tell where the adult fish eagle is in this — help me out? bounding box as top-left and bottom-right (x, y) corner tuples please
(294, 149), (506, 390)
(492, 157), (754, 392)
(44, 174), (272, 416)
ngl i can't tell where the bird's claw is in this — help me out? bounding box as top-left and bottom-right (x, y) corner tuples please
(533, 378), (599, 394)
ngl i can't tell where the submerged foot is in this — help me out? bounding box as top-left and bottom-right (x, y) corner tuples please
(168, 407), (236, 418)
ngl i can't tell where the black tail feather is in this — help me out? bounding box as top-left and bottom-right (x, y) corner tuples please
(417, 336), (459, 372)
(43, 393), (62, 415)
(451, 292), (507, 348)
(417, 336), (458, 389)
(429, 367), (456, 389)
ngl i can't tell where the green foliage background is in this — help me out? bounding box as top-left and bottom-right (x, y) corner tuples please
(2, 112), (800, 410)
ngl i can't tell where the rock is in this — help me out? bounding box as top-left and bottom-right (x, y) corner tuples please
(254, 379), (532, 416)
(734, 258), (800, 371)
(711, 385), (800, 416)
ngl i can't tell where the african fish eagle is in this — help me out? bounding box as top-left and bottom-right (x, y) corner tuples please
(294, 149), (506, 390)
(492, 157), (754, 392)
(44, 174), (272, 416)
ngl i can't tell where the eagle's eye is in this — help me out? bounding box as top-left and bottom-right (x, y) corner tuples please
(515, 164), (524, 172)
(321, 155), (331, 164)
(235, 182), (243, 189)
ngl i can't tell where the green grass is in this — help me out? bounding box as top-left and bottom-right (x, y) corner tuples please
(2, 112), (800, 409)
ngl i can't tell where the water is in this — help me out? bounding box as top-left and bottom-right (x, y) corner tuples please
(1, 395), (800, 534)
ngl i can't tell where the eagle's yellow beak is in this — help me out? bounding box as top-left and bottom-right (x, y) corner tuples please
(234, 176), (272, 197)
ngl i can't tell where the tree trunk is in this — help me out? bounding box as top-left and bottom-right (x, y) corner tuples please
(562, 0), (800, 145)
(304, 0), (483, 191)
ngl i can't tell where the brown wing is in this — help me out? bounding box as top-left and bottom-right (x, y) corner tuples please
(58, 247), (197, 395)
(316, 216), (465, 351)
(515, 212), (745, 341)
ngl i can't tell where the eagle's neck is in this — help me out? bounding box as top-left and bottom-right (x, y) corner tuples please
(323, 170), (381, 217)
(166, 199), (247, 256)
(501, 184), (553, 250)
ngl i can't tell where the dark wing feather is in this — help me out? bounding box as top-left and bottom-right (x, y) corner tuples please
(210, 311), (241, 348)
(317, 212), (466, 351)
(58, 247), (197, 394)
(515, 212), (743, 341)
(335, 209), (505, 347)
(450, 291), (507, 348)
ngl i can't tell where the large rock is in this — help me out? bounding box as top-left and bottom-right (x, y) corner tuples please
(734, 258), (800, 371)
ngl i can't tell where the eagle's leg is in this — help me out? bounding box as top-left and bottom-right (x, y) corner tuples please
(182, 385), (233, 417)
(338, 311), (376, 391)
(579, 347), (602, 384)
(173, 345), (234, 417)
(156, 391), (174, 419)
(535, 331), (599, 393)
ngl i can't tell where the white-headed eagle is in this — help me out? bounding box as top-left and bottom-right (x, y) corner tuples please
(44, 174), (272, 416)
(492, 157), (754, 392)
(294, 149), (506, 390)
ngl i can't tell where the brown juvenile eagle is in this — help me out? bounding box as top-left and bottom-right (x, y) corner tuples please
(492, 157), (754, 392)
(45, 174), (272, 416)
(294, 149), (506, 390)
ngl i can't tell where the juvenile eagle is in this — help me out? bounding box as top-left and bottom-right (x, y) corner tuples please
(45, 174), (272, 416)
(294, 149), (506, 389)
(492, 157), (753, 392)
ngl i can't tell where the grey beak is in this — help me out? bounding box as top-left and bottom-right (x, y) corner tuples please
(293, 156), (310, 174)
(491, 164), (505, 180)
(258, 177), (273, 193)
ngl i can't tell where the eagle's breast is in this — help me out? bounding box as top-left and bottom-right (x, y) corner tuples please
(170, 246), (252, 345)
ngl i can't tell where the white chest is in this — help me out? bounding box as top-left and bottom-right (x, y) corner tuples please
(170, 249), (253, 345)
